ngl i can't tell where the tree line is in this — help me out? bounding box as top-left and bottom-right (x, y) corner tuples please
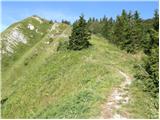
(86, 9), (158, 53)
(68, 9), (159, 110)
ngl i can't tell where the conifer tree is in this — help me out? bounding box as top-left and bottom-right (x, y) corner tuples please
(88, 17), (92, 23)
(68, 15), (91, 50)
(142, 29), (159, 99)
(135, 10), (159, 105)
(114, 10), (144, 53)
(153, 9), (159, 31)
(134, 10), (140, 21)
(114, 10), (128, 47)
(128, 11), (143, 53)
(103, 15), (107, 21)
(102, 18), (114, 42)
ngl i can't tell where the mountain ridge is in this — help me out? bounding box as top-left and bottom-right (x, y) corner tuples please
(1, 15), (52, 54)
(1, 15), (156, 118)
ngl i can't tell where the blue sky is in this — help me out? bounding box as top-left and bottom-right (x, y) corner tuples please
(1, 1), (158, 31)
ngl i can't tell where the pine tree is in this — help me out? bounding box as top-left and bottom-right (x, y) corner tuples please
(143, 29), (159, 98)
(135, 10), (159, 104)
(102, 15), (107, 21)
(114, 10), (128, 47)
(134, 10), (140, 21)
(102, 17), (114, 42)
(114, 10), (144, 53)
(68, 15), (91, 50)
(153, 9), (159, 31)
(144, 10), (159, 55)
(88, 17), (92, 23)
(61, 19), (70, 25)
(129, 11), (143, 53)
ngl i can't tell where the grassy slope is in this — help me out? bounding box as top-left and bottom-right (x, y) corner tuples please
(117, 52), (159, 119)
(2, 22), (69, 98)
(1, 21), (157, 118)
(2, 29), (138, 118)
(1, 17), (52, 72)
(121, 73), (159, 118)
(126, 81), (159, 119)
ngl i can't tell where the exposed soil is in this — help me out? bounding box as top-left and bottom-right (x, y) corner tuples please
(100, 70), (132, 119)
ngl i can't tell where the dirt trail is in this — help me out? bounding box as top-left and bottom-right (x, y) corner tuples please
(100, 70), (132, 119)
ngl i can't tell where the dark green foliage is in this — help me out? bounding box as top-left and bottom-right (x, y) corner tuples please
(87, 10), (152, 54)
(143, 29), (159, 97)
(86, 10), (153, 53)
(24, 60), (29, 66)
(86, 10), (159, 111)
(101, 18), (114, 42)
(141, 32), (150, 51)
(1, 98), (8, 105)
(134, 10), (140, 21)
(61, 19), (70, 25)
(144, 29), (158, 55)
(49, 38), (54, 43)
(114, 10), (143, 53)
(49, 20), (53, 24)
(68, 15), (91, 50)
(135, 31), (159, 109)
(135, 10), (159, 110)
(153, 9), (159, 31)
(114, 11), (127, 47)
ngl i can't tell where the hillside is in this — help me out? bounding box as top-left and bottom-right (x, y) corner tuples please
(1, 16), (157, 118)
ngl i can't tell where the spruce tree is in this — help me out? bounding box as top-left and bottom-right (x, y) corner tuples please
(143, 10), (159, 108)
(135, 10), (159, 106)
(143, 29), (159, 99)
(114, 10), (128, 48)
(102, 18), (114, 42)
(114, 10), (144, 53)
(134, 10), (140, 21)
(129, 11), (143, 53)
(153, 9), (159, 31)
(68, 15), (91, 50)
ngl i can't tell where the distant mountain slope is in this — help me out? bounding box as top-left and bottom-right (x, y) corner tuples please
(1, 16), (70, 72)
(1, 16), (153, 118)
(1, 15), (50, 54)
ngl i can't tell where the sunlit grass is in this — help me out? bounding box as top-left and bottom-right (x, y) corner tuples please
(2, 22), (154, 118)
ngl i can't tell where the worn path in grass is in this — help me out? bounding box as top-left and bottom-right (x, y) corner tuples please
(100, 69), (132, 119)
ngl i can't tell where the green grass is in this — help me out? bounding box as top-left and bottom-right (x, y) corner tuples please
(1, 17), (52, 72)
(2, 19), (157, 118)
(121, 80), (159, 119)
(117, 52), (159, 119)
(1, 33), (138, 118)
